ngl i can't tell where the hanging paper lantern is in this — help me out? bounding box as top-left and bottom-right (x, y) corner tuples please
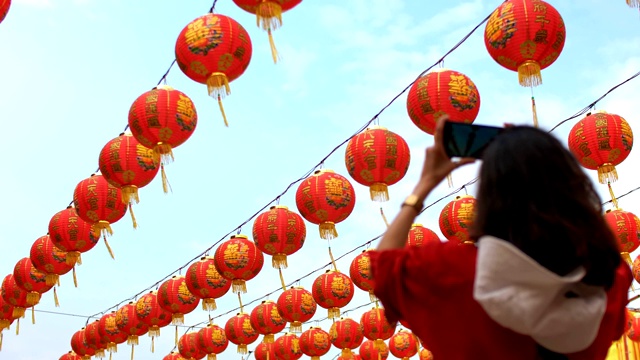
(85, 320), (108, 359)
(568, 111), (633, 183)
(274, 332), (303, 360)
(115, 302), (150, 347)
(338, 356), (361, 360)
(48, 206), (100, 266)
(232, 0), (302, 63)
(0, 296), (15, 332)
(175, 13), (253, 127)
(360, 307), (396, 350)
(349, 250), (375, 302)
(99, 132), (159, 227)
(213, 234), (264, 294)
(179, 332), (207, 360)
(30, 235), (73, 287)
(13, 258), (53, 306)
(277, 287), (317, 333)
(359, 339), (389, 360)
(406, 69), (481, 135)
(345, 126), (411, 201)
(1, 274), (32, 318)
(98, 311), (128, 354)
(633, 255), (640, 284)
(254, 341), (276, 360)
(185, 257), (232, 311)
(419, 348), (434, 360)
(484, 0), (566, 87)
(330, 317), (364, 359)
(0, 0), (10, 24)
(73, 174), (127, 256)
(250, 300), (286, 343)
(439, 195), (476, 244)
(299, 327), (331, 360)
(157, 275), (201, 325)
(196, 324), (228, 360)
(295, 169), (356, 239)
(135, 291), (173, 349)
(604, 209), (640, 265)
(59, 351), (82, 360)
(163, 352), (186, 360)
(628, 311), (640, 342)
(312, 270), (354, 319)
(71, 328), (97, 360)
(252, 205), (306, 269)
(388, 330), (419, 360)
(225, 312), (259, 354)
(407, 224), (440, 247)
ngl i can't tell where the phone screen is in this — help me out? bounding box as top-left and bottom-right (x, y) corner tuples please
(443, 122), (504, 159)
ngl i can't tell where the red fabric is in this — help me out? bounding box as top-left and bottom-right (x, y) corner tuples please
(115, 302), (149, 338)
(359, 339), (389, 360)
(185, 257), (231, 304)
(254, 342), (276, 360)
(370, 240), (632, 360)
(407, 224), (440, 247)
(276, 287), (317, 326)
(157, 276), (200, 319)
(70, 329), (96, 358)
(98, 133), (159, 191)
(295, 169), (356, 230)
(84, 320), (108, 355)
(224, 313), (259, 349)
(249, 300), (286, 338)
(48, 207), (99, 254)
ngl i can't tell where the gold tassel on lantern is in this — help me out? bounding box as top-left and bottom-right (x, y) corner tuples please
(31, 307), (35, 324)
(107, 342), (117, 353)
(203, 298), (217, 311)
(12, 307), (25, 320)
(232, 279), (247, 294)
(94, 221), (114, 237)
(272, 254), (288, 269)
(95, 349), (105, 359)
(130, 343), (135, 360)
(278, 268), (287, 292)
(208, 354), (217, 360)
(128, 203), (138, 229)
(263, 333), (275, 343)
(54, 287), (60, 307)
(599, 163), (619, 184)
(237, 344), (248, 355)
(255, 2), (283, 63)
(370, 183), (389, 202)
(341, 348), (353, 358)
(66, 251), (81, 266)
(627, 0), (640, 8)
(148, 325), (160, 338)
(206, 72), (231, 127)
(608, 182), (620, 209)
(622, 252), (633, 266)
(328, 307), (340, 319)
(45, 274), (59, 287)
(151, 336), (155, 353)
(374, 339), (385, 351)
(380, 207), (390, 228)
(73, 266), (78, 287)
(369, 291), (377, 303)
(172, 313), (185, 325)
(121, 185), (140, 205)
(26, 292), (40, 307)
(103, 236), (115, 260)
(319, 222), (338, 239)
(531, 95), (539, 128)
(15, 318), (19, 335)
(518, 60), (542, 87)
(290, 321), (302, 333)
(127, 335), (139, 346)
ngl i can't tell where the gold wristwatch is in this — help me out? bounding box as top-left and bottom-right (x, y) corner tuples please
(402, 194), (423, 213)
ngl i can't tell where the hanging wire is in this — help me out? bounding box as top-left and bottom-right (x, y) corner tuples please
(209, 0), (219, 13)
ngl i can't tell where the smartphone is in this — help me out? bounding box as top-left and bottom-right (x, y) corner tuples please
(443, 122), (505, 159)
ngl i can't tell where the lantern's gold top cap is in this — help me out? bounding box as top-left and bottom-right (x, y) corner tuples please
(270, 205), (289, 210)
(411, 223), (423, 228)
(314, 169), (334, 175)
(231, 234), (249, 240)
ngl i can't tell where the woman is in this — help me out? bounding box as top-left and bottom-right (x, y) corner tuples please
(370, 117), (632, 359)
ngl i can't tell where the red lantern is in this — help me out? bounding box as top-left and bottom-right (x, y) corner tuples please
(196, 324), (228, 360)
(254, 341), (276, 360)
(179, 332), (207, 360)
(0, 296), (15, 332)
(157, 275), (201, 325)
(30, 235), (73, 287)
(338, 356), (361, 360)
(634, 255), (640, 284)
(73, 174), (127, 256)
(175, 13), (252, 127)
(59, 351), (82, 360)
(277, 287), (317, 333)
(250, 300), (286, 343)
(568, 111), (633, 183)
(345, 126), (411, 201)
(232, 0), (302, 63)
(349, 250), (375, 301)
(330, 317), (364, 359)
(1, 274), (32, 318)
(419, 348), (434, 360)
(407, 224), (440, 247)
(360, 307), (395, 350)
(98, 311), (128, 354)
(604, 209), (640, 265)
(70, 328), (96, 360)
(312, 270), (354, 319)
(439, 195), (476, 244)
(628, 311), (640, 342)
(13, 258), (53, 307)
(163, 352), (186, 360)
(185, 257), (232, 311)
(127, 85), (198, 192)
(359, 339), (389, 360)
(406, 69), (481, 135)
(48, 206), (99, 266)
(99, 132), (160, 225)
(484, 0), (566, 86)
(213, 234), (264, 294)
(115, 302), (150, 346)
(295, 169), (356, 239)
(225, 312), (259, 354)
(300, 327), (331, 359)
(0, 0), (10, 24)
(135, 291), (173, 348)
(388, 330), (419, 360)
(85, 320), (108, 359)
(274, 332), (303, 360)
(252, 205), (306, 269)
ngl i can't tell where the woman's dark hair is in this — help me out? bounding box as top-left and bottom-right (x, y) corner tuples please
(470, 126), (621, 288)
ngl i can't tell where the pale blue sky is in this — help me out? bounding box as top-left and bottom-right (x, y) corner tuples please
(0, 0), (639, 359)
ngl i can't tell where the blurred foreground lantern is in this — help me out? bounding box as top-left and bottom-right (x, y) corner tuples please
(98, 311), (128, 355)
(0, 0), (10, 24)
(250, 300), (286, 343)
(300, 326), (331, 359)
(49, 206), (100, 268)
(634, 255), (640, 284)
(419, 348), (434, 360)
(439, 195), (476, 244)
(568, 111), (633, 184)
(295, 169), (356, 239)
(360, 307), (395, 351)
(99, 132), (160, 228)
(135, 291), (173, 352)
(213, 235), (264, 294)
(628, 310), (640, 341)
(232, 0), (302, 63)
(484, 0), (566, 87)
(175, 13), (252, 127)
(225, 312), (259, 354)
(186, 257), (232, 311)
(71, 328), (97, 360)
(158, 275), (200, 325)
(277, 287), (317, 333)
(312, 270), (354, 319)
(253, 205), (306, 269)
(345, 126), (411, 201)
(407, 224), (440, 247)
(605, 209), (640, 265)
(389, 330), (419, 360)
(338, 356), (361, 360)
(196, 324), (228, 360)
(330, 317), (364, 359)
(254, 342), (276, 360)
(360, 339), (389, 360)
(179, 332), (206, 360)
(30, 235), (73, 288)
(274, 332), (303, 360)
(406, 69), (480, 135)
(349, 250), (375, 301)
